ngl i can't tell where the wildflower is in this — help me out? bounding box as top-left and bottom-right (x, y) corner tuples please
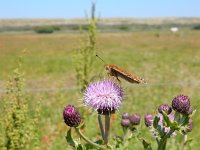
(83, 80), (123, 115)
(144, 114), (153, 127)
(158, 104), (172, 115)
(172, 95), (190, 115)
(63, 105), (81, 127)
(121, 119), (131, 127)
(122, 112), (129, 119)
(129, 114), (141, 125)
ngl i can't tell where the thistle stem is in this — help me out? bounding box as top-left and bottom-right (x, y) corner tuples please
(98, 115), (105, 141)
(181, 134), (187, 150)
(122, 126), (128, 137)
(157, 129), (175, 150)
(104, 115), (111, 145)
(75, 127), (106, 149)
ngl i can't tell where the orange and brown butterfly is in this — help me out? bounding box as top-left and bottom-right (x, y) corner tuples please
(96, 55), (146, 84)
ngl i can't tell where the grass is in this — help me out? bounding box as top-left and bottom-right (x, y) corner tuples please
(0, 30), (200, 149)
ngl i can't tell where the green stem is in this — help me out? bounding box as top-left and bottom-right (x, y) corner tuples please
(98, 115), (105, 141)
(156, 138), (159, 145)
(162, 140), (167, 150)
(157, 129), (175, 150)
(104, 115), (110, 145)
(123, 126), (128, 138)
(75, 127), (106, 149)
(181, 134), (187, 150)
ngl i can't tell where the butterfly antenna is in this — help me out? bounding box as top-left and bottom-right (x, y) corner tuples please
(96, 54), (106, 64)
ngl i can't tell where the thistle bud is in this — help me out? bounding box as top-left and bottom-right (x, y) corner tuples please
(144, 114), (153, 127)
(172, 95), (190, 115)
(122, 112), (129, 119)
(63, 105), (81, 127)
(129, 114), (141, 125)
(121, 119), (131, 127)
(158, 104), (172, 115)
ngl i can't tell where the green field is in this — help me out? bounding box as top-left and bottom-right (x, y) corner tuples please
(0, 30), (200, 149)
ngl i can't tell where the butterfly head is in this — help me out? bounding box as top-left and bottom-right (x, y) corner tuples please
(104, 64), (112, 73)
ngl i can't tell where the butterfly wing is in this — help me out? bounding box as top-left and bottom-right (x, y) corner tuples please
(107, 64), (145, 84)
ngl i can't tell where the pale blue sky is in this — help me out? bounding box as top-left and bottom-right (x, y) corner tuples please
(0, 0), (199, 18)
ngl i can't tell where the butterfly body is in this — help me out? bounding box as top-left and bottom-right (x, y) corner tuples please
(105, 64), (145, 84)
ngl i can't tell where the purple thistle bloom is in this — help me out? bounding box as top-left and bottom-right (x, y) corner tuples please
(144, 114), (153, 127)
(121, 119), (131, 127)
(83, 80), (123, 115)
(129, 114), (141, 125)
(172, 95), (190, 115)
(63, 105), (81, 127)
(122, 112), (129, 119)
(158, 104), (172, 115)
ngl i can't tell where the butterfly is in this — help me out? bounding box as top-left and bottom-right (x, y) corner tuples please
(96, 55), (146, 84)
(104, 64), (146, 84)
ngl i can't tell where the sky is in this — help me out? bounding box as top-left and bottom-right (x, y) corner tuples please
(0, 0), (200, 19)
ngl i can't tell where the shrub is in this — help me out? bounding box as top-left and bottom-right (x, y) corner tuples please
(33, 26), (60, 34)
(74, 2), (97, 91)
(0, 55), (40, 149)
(193, 24), (200, 30)
(118, 24), (130, 31)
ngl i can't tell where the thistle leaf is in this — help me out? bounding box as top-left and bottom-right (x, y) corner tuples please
(162, 112), (172, 127)
(66, 128), (78, 148)
(142, 139), (152, 150)
(153, 116), (160, 129)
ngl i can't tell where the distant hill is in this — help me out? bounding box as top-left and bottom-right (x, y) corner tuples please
(0, 18), (200, 33)
(1, 18), (200, 27)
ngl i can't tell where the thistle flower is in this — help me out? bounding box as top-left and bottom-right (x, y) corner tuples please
(172, 95), (190, 115)
(129, 114), (141, 125)
(158, 104), (172, 115)
(121, 119), (131, 127)
(122, 112), (129, 119)
(144, 114), (153, 127)
(63, 105), (81, 127)
(83, 80), (123, 115)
